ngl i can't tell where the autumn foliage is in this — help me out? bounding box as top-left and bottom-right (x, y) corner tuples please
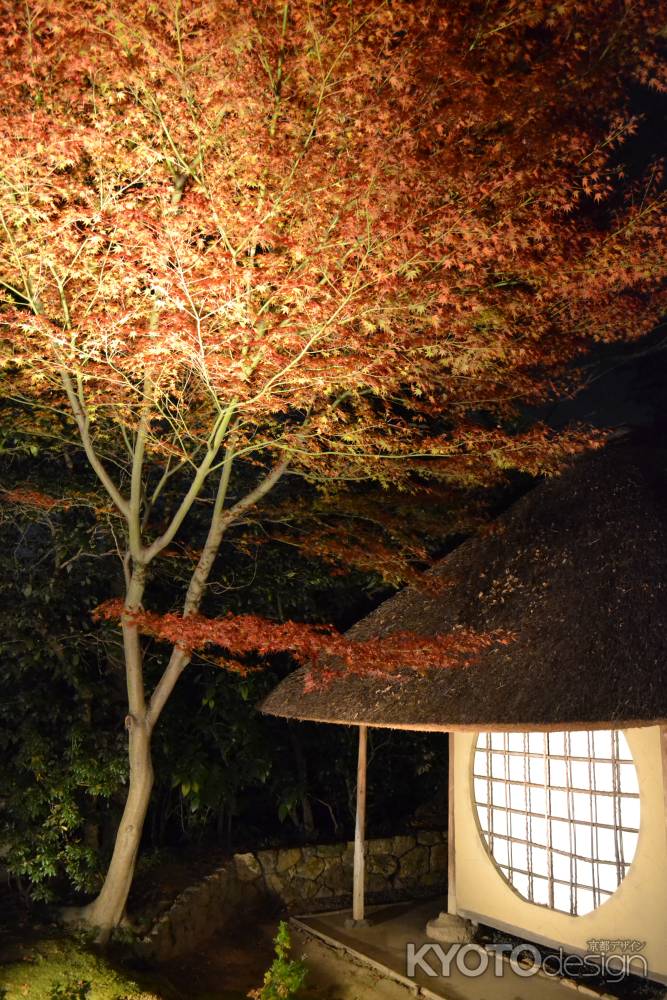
(93, 597), (513, 683)
(1, 1), (664, 491)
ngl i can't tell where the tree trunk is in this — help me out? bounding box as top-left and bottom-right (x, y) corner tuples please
(289, 726), (316, 837)
(76, 566), (153, 938)
(58, 451), (284, 938)
(78, 715), (153, 942)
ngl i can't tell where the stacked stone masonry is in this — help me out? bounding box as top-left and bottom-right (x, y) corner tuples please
(138, 830), (447, 961)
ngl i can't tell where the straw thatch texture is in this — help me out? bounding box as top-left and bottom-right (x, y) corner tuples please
(259, 447), (667, 731)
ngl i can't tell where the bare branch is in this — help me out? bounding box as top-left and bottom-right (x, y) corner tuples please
(58, 368), (131, 518)
(143, 403), (237, 563)
(146, 448), (289, 728)
(129, 374), (153, 561)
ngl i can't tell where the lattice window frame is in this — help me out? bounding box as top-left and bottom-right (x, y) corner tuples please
(472, 729), (640, 917)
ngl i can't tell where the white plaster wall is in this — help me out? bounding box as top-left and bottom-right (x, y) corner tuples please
(453, 725), (667, 982)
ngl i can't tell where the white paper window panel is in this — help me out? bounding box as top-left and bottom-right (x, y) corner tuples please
(592, 730), (613, 757)
(529, 815), (548, 846)
(598, 862), (622, 893)
(491, 808), (509, 836)
(568, 731), (591, 757)
(594, 826), (618, 859)
(490, 753), (506, 779)
(553, 881), (574, 912)
(619, 763), (640, 794)
(548, 758), (568, 787)
(594, 795), (616, 826)
(526, 756), (543, 784)
(508, 754), (526, 782)
(576, 887), (596, 915)
(472, 729), (640, 916)
(551, 852), (573, 882)
(550, 817), (571, 846)
(511, 841), (529, 871)
(594, 761), (615, 792)
(531, 846), (549, 877)
(493, 838), (510, 867)
(572, 791), (593, 821)
(549, 789), (570, 818)
(621, 797), (641, 828)
(509, 810), (530, 840)
(507, 732), (525, 752)
(575, 858), (595, 887)
(476, 804), (488, 830)
(511, 870), (530, 897)
(532, 876), (550, 905)
(570, 760), (592, 790)
(528, 786), (547, 815)
(474, 777), (489, 803)
(510, 784), (527, 811)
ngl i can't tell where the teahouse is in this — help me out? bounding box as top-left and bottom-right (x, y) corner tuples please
(260, 446), (667, 983)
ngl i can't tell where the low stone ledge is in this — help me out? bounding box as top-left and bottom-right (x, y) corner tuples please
(136, 829), (447, 962)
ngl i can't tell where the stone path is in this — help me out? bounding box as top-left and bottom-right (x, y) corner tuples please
(293, 901), (616, 1000)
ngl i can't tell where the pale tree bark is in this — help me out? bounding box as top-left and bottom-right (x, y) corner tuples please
(65, 419), (290, 939)
(78, 566), (152, 938)
(81, 714), (153, 935)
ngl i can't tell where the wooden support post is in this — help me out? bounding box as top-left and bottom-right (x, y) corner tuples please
(348, 724), (368, 927)
(447, 731), (456, 915)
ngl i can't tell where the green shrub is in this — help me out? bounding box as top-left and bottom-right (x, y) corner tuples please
(249, 921), (307, 1000)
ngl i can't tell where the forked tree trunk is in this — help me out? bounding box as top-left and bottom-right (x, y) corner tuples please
(79, 717), (154, 940)
(64, 451), (286, 940)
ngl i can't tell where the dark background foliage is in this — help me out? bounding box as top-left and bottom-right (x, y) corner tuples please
(0, 454), (451, 905)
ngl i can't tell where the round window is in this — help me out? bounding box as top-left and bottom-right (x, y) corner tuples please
(472, 730), (640, 916)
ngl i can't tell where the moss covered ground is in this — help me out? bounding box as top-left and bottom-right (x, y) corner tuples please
(0, 934), (173, 1000)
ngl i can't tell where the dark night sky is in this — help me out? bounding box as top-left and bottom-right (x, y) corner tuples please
(547, 326), (667, 437)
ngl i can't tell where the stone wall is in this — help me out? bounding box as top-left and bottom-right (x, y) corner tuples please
(137, 830), (447, 961)
(253, 830), (447, 910)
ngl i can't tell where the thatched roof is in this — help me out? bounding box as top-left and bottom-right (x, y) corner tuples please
(259, 446), (667, 732)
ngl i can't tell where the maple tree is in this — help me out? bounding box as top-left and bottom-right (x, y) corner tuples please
(0, 0), (665, 936)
